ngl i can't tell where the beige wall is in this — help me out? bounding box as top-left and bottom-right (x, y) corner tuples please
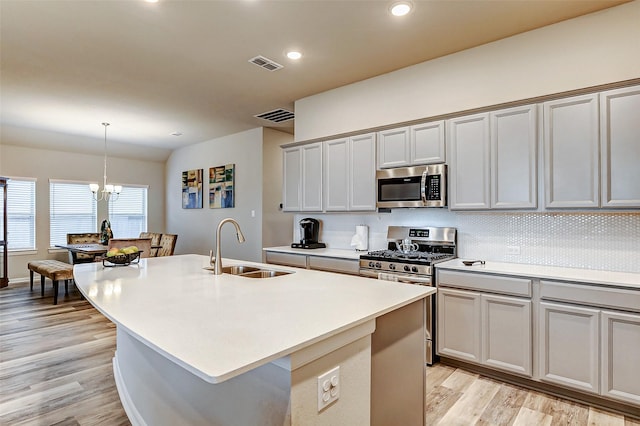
(262, 128), (294, 249)
(0, 143), (165, 281)
(294, 1), (640, 141)
(166, 128), (271, 262)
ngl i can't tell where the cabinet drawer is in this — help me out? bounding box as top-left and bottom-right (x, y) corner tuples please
(308, 256), (359, 275)
(438, 270), (531, 297)
(264, 252), (308, 268)
(540, 280), (640, 313)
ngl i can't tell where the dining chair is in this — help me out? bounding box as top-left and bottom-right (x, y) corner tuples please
(66, 233), (101, 264)
(156, 234), (177, 257)
(107, 238), (152, 258)
(140, 232), (162, 256)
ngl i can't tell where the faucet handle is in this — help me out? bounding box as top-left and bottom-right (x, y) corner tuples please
(209, 249), (216, 266)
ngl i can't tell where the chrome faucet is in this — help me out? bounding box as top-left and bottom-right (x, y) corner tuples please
(211, 218), (246, 274)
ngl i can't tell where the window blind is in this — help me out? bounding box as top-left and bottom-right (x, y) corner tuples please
(6, 178), (36, 250)
(108, 186), (148, 238)
(50, 181), (97, 247)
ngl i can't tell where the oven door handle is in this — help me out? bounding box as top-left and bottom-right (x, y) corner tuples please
(395, 274), (432, 285)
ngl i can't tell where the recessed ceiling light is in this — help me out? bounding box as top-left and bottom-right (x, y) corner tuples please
(145, 0), (159, 3)
(286, 51), (302, 60)
(390, 1), (412, 17)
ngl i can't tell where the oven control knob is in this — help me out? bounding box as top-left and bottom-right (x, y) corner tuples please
(389, 264), (396, 270)
(375, 262), (382, 268)
(368, 261), (375, 268)
(411, 266), (418, 273)
(403, 265), (410, 272)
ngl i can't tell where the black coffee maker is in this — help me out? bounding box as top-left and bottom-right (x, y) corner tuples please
(291, 218), (326, 249)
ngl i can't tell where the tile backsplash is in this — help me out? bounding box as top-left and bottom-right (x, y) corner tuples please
(293, 210), (640, 273)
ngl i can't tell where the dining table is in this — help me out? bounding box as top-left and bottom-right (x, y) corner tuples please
(56, 243), (162, 258)
(55, 243), (109, 256)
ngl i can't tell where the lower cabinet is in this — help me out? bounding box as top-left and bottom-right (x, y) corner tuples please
(437, 288), (532, 376)
(538, 302), (600, 394)
(437, 269), (640, 412)
(601, 310), (640, 405)
(264, 251), (359, 276)
(539, 301), (640, 405)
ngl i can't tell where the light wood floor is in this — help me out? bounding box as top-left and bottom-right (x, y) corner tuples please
(1, 280), (638, 425)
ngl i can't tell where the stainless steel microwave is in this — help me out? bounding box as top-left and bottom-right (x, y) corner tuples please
(376, 164), (447, 208)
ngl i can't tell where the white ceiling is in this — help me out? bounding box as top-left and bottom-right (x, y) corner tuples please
(0, 0), (629, 161)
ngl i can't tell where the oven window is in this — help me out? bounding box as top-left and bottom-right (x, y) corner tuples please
(378, 177), (422, 201)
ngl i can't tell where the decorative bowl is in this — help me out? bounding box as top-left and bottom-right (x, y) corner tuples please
(102, 251), (142, 267)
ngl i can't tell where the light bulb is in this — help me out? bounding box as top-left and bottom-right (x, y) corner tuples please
(390, 2), (412, 16)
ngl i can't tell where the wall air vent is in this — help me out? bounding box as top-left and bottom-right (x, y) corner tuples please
(254, 108), (295, 123)
(248, 55), (284, 72)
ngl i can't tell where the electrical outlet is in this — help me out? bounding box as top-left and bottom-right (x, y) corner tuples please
(506, 246), (521, 255)
(317, 366), (340, 411)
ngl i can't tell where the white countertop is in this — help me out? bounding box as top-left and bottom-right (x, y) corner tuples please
(263, 245), (363, 260)
(436, 259), (640, 289)
(73, 254), (434, 383)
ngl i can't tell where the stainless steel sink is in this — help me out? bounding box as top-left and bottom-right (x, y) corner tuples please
(221, 265), (260, 275)
(240, 270), (292, 279)
(204, 265), (292, 278)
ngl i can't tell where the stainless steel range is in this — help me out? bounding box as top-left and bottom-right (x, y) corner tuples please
(359, 226), (457, 365)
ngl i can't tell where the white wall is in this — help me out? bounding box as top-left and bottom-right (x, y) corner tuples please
(166, 128), (267, 262)
(0, 143), (165, 280)
(262, 128), (294, 249)
(295, 1), (640, 141)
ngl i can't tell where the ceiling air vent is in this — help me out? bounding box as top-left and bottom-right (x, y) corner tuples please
(248, 55), (284, 72)
(255, 108), (295, 123)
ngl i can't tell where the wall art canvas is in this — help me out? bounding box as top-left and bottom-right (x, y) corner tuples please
(209, 164), (235, 209)
(182, 169), (203, 209)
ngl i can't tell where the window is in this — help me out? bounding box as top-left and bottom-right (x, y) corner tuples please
(108, 185), (148, 238)
(6, 177), (36, 250)
(50, 180), (97, 247)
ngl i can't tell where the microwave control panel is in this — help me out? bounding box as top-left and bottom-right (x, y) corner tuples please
(425, 174), (441, 201)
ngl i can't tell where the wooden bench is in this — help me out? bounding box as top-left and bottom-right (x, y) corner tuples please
(27, 260), (74, 305)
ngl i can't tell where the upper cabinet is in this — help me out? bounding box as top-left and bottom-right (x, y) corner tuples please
(544, 86), (640, 209)
(448, 105), (537, 211)
(325, 133), (376, 211)
(284, 134), (376, 213)
(543, 94), (600, 208)
(377, 121), (445, 169)
(282, 142), (323, 212)
(600, 85), (640, 208)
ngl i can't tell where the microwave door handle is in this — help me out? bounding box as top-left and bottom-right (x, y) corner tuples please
(420, 171), (428, 205)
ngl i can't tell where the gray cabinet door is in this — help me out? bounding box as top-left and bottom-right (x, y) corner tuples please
(301, 142), (323, 211)
(324, 138), (350, 211)
(481, 294), (532, 377)
(282, 146), (302, 211)
(539, 302), (600, 394)
(600, 85), (640, 207)
(447, 113), (491, 210)
(543, 94), (599, 208)
(377, 127), (410, 169)
(349, 133), (376, 211)
(411, 121), (445, 165)
(601, 310), (640, 405)
(437, 288), (481, 362)
(490, 105), (538, 209)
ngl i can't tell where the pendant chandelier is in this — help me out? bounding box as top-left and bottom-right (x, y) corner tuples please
(89, 122), (122, 201)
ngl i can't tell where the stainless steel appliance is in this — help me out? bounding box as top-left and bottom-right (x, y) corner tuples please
(376, 164), (447, 209)
(359, 226), (457, 365)
(291, 217), (326, 249)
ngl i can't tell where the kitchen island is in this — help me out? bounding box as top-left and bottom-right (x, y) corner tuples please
(73, 254), (435, 426)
